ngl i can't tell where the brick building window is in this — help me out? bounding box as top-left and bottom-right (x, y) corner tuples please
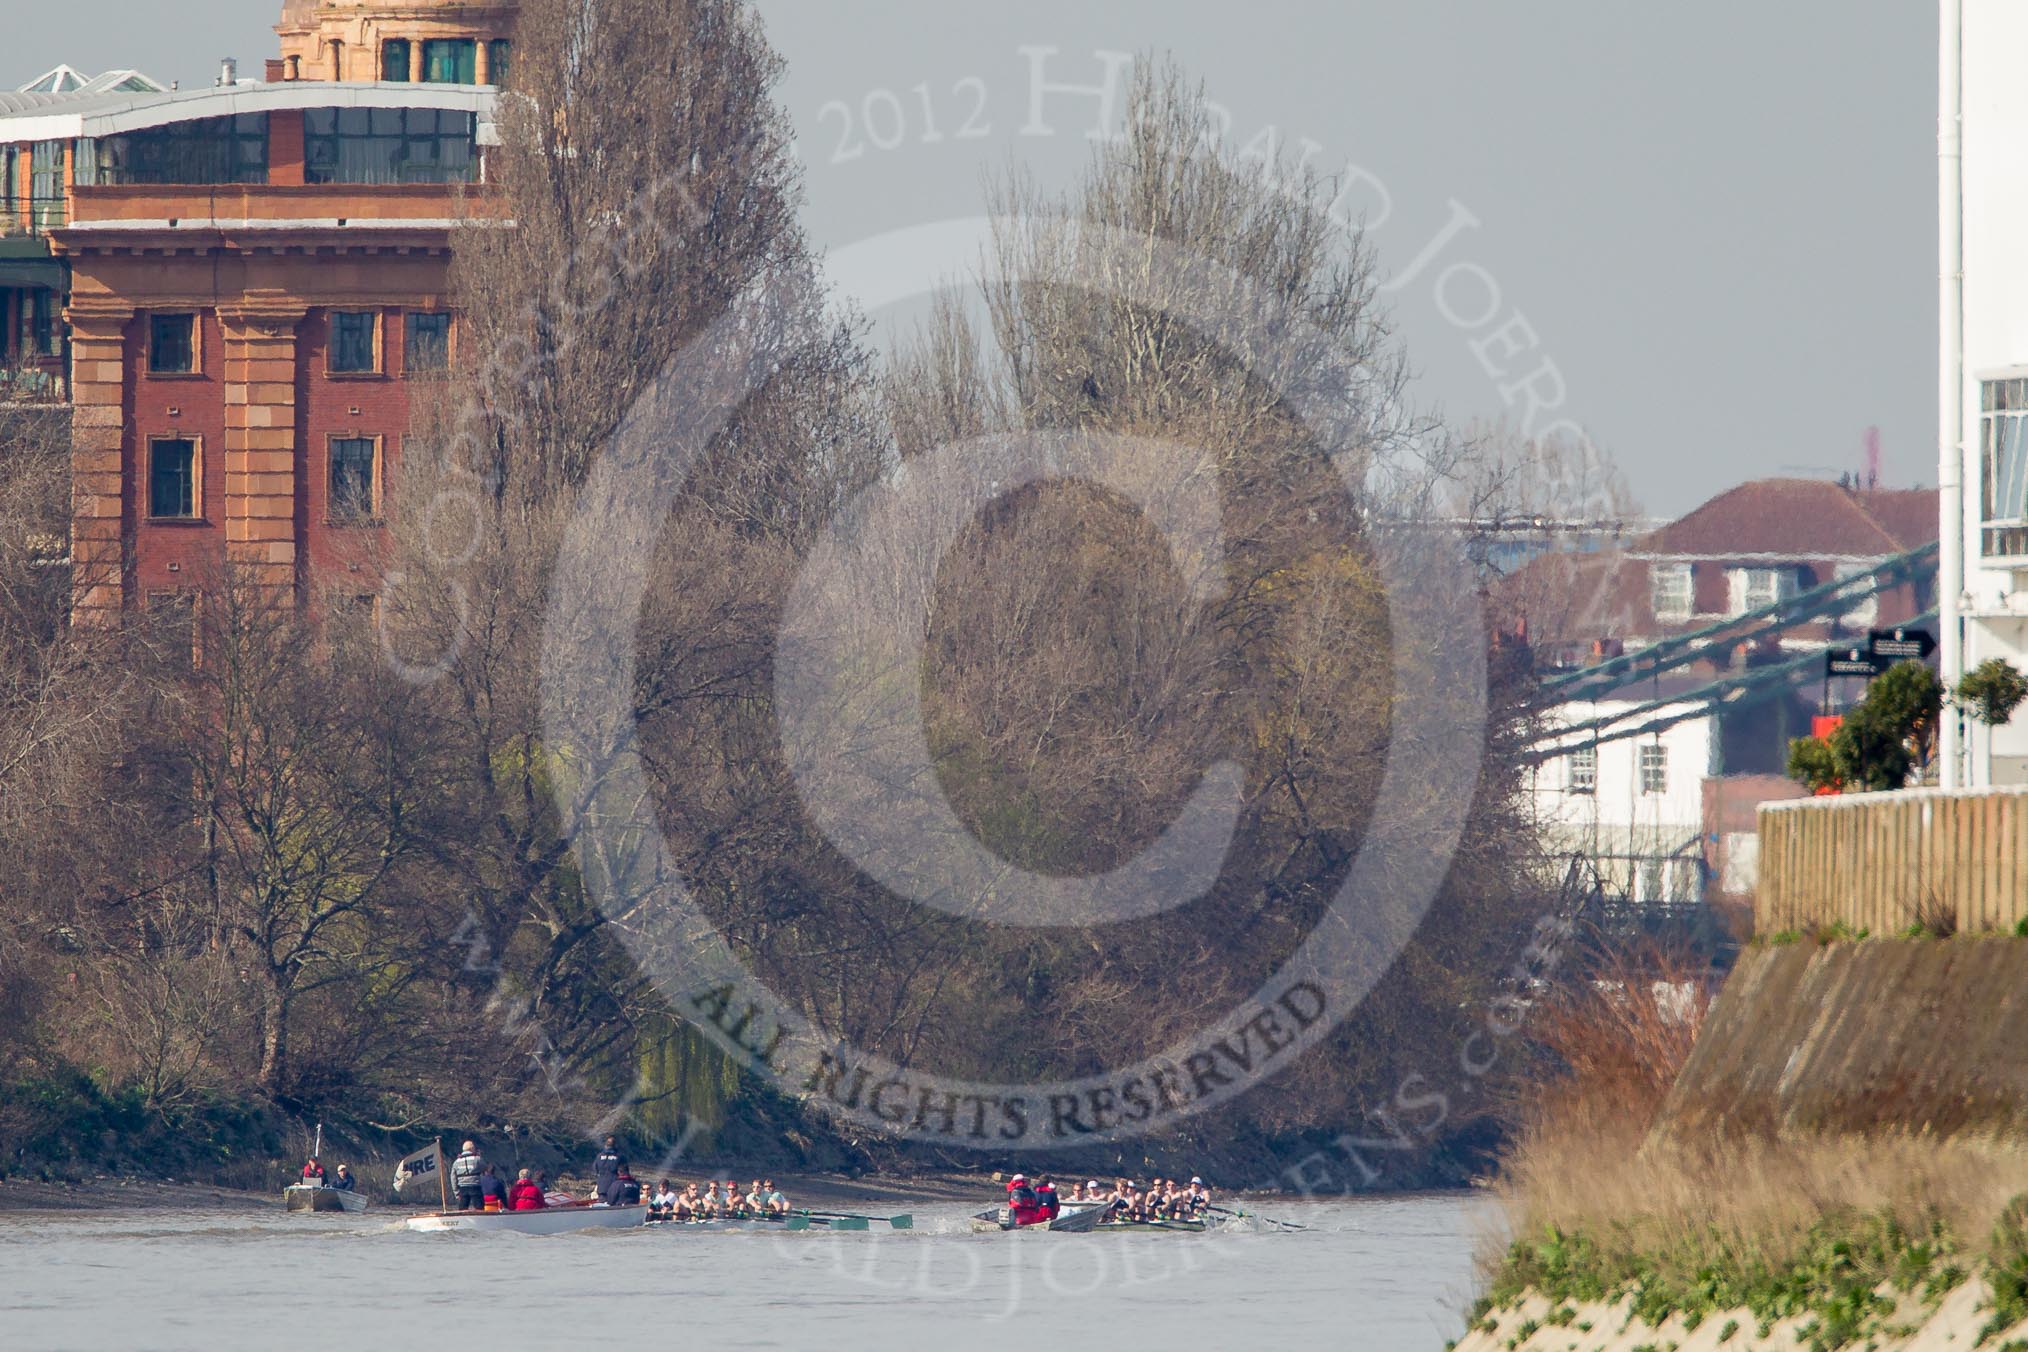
(29, 289), (58, 357)
(1566, 744), (1596, 794)
(422, 39), (477, 84)
(382, 39), (412, 82)
(1649, 562), (1692, 620)
(304, 108), (476, 185)
(149, 313), (196, 374)
(146, 591), (198, 667)
(405, 311), (451, 373)
(488, 40), (512, 86)
(1638, 742), (1668, 795)
(148, 437), (198, 517)
(1729, 566), (1792, 616)
(330, 311), (379, 373)
(78, 114), (267, 187)
(329, 437), (379, 521)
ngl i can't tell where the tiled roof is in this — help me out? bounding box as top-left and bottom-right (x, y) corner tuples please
(1631, 478), (1937, 559)
(1496, 546), (1651, 643)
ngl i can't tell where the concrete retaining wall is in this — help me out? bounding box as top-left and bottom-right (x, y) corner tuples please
(1656, 937), (2028, 1140)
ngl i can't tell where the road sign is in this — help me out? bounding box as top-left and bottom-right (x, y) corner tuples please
(1868, 627), (1936, 662)
(1826, 647), (1884, 679)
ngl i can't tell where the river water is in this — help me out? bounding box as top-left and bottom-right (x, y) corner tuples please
(0, 1192), (1492, 1351)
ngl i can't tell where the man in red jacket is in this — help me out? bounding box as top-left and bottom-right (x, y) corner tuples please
(1006, 1173), (1045, 1226)
(507, 1168), (546, 1210)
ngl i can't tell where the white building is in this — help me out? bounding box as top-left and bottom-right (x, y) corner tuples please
(1529, 679), (1717, 904)
(1945, 0), (2028, 786)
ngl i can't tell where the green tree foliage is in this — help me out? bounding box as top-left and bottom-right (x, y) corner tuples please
(1787, 661), (1944, 794)
(1957, 657), (2028, 729)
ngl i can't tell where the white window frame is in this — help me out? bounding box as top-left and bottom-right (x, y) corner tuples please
(1650, 562), (1692, 621)
(1566, 744), (1596, 795)
(1638, 742), (1667, 796)
(1980, 372), (2028, 559)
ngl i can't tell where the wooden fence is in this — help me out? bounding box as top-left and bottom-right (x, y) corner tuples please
(1756, 786), (2028, 935)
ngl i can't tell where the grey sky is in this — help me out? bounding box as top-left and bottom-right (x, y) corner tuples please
(6, 1), (1935, 516)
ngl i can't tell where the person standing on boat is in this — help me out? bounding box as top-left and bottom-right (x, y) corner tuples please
(301, 1157), (325, 1185)
(451, 1140), (485, 1211)
(592, 1135), (622, 1200)
(507, 1168), (546, 1211)
(330, 1165), (355, 1192)
(1035, 1177), (1060, 1221)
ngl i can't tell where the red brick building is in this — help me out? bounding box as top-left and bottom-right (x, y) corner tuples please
(0, 0), (515, 618)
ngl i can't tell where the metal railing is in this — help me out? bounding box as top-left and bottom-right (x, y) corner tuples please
(0, 196), (69, 238)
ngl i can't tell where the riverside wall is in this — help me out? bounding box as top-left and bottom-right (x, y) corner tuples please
(1653, 937), (2028, 1141)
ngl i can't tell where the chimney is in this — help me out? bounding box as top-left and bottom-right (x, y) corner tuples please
(217, 57), (238, 88)
(285, 55), (301, 81)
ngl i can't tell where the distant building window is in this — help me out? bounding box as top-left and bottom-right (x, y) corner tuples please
(303, 107), (477, 185)
(488, 40), (512, 86)
(149, 438), (198, 518)
(1567, 744), (1596, 794)
(1667, 858), (1700, 903)
(1650, 562), (1692, 620)
(149, 313), (196, 374)
(1731, 566), (1791, 615)
(146, 591), (198, 667)
(1638, 742), (1667, 795)
(1982, 377), (2028, 557)
(1635, 858), (1665, 903)
(329, 437), (378, 521)
(405, 311), (451, 373)
(29, 140), (63, 230)
(330, 311), (379, 373)
(29, 289), (58, 357)
(383, 39), (411, 82)
(422, 38), (478, 84)
(77, 114), (267, 187)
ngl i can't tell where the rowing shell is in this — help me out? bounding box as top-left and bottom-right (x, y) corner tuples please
(405, 1202), (648, 1234)
(1095, 1217), (1208, 1233)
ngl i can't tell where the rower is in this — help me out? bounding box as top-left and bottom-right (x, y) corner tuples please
(758, 1180), (787, 1215)
(650, 1179), (676, 1221)
(1188, 1176), (1210, 1213)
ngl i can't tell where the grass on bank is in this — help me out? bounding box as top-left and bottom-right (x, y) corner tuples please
(1478, 944), (2028, 1350)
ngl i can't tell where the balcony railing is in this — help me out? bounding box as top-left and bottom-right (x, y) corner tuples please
(0, 197), (69, 239)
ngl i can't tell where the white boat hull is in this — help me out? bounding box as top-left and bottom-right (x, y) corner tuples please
(405, 1203), (648, 1234)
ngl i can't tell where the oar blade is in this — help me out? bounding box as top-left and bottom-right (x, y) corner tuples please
(785, 1214), (811, 1231)
(886, 1214), (913, 1230)
(831, 1216), (870, 1231)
